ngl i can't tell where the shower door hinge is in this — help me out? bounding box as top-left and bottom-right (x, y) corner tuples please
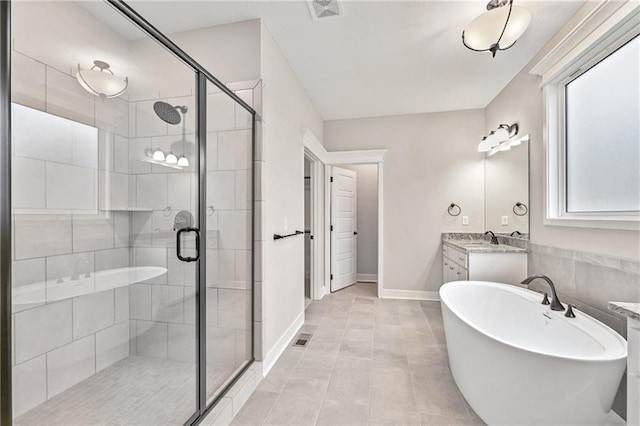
(331, 274), (333, 280)
(330, 176), (333, 183)
(330, 225), (333, 232)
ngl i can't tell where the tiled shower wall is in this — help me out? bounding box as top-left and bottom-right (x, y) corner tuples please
(11, 50), (132, 417)
(11, 45), (260, 416)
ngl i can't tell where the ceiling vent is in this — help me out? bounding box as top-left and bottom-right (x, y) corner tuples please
(308, 0), (342, 20)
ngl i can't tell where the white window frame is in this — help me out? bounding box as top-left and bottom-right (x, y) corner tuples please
(536, 2), (640, 230)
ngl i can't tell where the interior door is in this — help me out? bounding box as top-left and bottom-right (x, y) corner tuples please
(331, 166), (357, 292)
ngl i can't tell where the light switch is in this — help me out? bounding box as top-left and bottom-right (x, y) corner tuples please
(284, 217), (288, 231)
(462, 216), (469, 226)
(501, 216), (509, 225)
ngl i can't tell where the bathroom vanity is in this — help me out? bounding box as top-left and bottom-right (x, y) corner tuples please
(442, 238), (527, 286)
(608, 302), (640, 425)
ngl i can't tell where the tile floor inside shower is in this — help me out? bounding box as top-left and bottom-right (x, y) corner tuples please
(231, 283), (627, 426)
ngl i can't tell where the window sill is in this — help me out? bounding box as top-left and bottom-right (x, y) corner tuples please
(544, 215), (640, 231)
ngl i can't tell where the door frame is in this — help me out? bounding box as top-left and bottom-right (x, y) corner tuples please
(302, 129), (386, 298)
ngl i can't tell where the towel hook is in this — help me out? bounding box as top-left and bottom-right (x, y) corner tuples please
(513, 202), (528, 216)
(447, 203), (461, 217)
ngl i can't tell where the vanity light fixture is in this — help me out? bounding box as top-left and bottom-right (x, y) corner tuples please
(462, 0), (531, 57)
(165, 152), (178, 165)
(76, 60), (128, 98)
(177, 155), (189, 167)
(479, 123), (519, 154)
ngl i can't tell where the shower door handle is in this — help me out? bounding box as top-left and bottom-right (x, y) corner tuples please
(176, 227), (200, 262)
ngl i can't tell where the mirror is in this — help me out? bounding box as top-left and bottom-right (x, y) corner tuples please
(484, 137), (529, 237)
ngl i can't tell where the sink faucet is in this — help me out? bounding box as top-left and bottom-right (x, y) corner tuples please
(484, 231), (499, 245)
(521, 274), (565, 311)
(72, 257), (92, 281)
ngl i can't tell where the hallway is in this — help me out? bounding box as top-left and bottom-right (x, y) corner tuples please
(232, 283), (483, 425)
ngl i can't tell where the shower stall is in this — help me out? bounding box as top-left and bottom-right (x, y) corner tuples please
(0, 0), (256, 424)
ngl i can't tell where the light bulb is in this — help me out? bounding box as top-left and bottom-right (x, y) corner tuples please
(152, 149), (165, 161)
(165, 152), (178, 164)
(177, 156), (189, 167)
(493, 126), (510, 143)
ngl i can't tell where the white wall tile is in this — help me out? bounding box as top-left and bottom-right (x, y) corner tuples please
(98, 132), (114, 172)
(207, 93), (235, 132)
(207, 171), (235, 211)
(73, 290), (115, 339)
(218, 130), (251, 171)
(135, 320), (167, 359)
(218, 289), (250, 330)
(168, 173), (192, 210)
(152, 285), (184, 323)
(235, 170), (251, 210)
(14, 300), (72, 363)
(115, 286), (130, 323)
(206, 249), (218, 287)
(207, 289), (218, 328)
(99, 171), (129, 210)
(130, 211), (152, 247)
(134, 247), (167, 284)
(46, 252), (94, 283)
(11, 52), (46, 111)
(114, 212), (130, 248)
(71, 124), (99, 169)
(129, 137), (152, 174)
(12, 258), (46, 312)
(113, 135), (129, 174)
(96, 321), (129, 372)
(235, 250), (251, 289)
(47, 335), (95, 398)
(95, 247), (129, 271)
(96, 97), (129, 137)
(72, 214), (114, 252)
(218, 210), (251, 250)
(184, 287), (196, 325)
(12, 156), (46, 209)
(217, 249), (236, 286)
(206, 132), (218, 171)
(12, 355), (47, 417)
(14, 214), (72, 259)
(130, 283), (151, 321)
(137, 174), (168, 209)
(46, 162), (97, 210)
(168, 323), (196, 363)
(134, 100), (167, 137)
(46, 67), (95, 127)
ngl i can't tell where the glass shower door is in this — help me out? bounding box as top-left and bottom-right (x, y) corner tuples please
(10, 1), (200, 424)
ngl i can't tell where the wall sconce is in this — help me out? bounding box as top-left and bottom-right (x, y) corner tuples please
(462, 0), (531, 57)
(76, 60), (128, 99)
(478, 123), (518, 153)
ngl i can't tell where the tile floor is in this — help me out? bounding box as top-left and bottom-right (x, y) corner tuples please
(232, 283), (485, 426)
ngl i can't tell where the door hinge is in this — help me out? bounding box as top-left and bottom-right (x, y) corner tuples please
(310, 235), (314, 240)
(330, 274), (333, 280)
(330, 176), (334, 183)
(330, 225), (334, 232)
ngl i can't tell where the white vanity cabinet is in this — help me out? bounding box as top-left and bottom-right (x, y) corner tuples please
(442, 241), (527, 285)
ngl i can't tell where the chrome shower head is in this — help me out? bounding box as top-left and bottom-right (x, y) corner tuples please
(153, 101), (187, 125)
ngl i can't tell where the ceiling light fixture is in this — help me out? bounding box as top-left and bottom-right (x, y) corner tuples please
(76, 60), (128, 98)
(462, 0), (531, 58)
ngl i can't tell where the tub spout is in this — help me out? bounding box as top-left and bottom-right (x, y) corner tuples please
(521, 274), (565, 311)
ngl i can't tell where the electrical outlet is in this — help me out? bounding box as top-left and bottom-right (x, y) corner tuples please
(462, 216), (469, 226)
(501, 216), (509, 225)
(284, 217), (288, 231)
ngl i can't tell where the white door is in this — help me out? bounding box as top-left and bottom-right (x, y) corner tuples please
(331, 166), (357, 292)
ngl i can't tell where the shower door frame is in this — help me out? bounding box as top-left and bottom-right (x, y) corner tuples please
(0, 1), (257, 424)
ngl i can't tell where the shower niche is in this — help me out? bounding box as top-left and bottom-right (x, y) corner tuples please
(8, 1), (256, 425)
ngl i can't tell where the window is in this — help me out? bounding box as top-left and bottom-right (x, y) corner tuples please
(564, 36), (639, 214)
(536, 4), (640, 230)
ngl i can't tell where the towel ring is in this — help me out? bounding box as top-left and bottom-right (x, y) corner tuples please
(447, 203), (461, 217)
(513, 202), (528, 216)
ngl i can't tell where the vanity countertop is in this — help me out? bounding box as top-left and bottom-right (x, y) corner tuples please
(608, 302), (640, 321)
(443, 239), (527, 254)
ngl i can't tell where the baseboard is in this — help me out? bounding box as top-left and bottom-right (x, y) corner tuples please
(357, 273), (378, 283)
(262, 310), (304, 376)
(379, 288), (440, 301)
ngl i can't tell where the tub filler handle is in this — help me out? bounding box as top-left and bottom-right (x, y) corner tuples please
(541, 292), (550, 305)
(565, 305), (576, 318)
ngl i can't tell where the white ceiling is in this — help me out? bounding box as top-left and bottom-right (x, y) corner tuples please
(84, 0), (586, 120)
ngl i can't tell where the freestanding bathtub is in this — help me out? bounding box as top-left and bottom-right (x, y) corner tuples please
(440, 281), (627, 426)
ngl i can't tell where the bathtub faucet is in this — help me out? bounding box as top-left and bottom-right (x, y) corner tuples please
(484, 231), (499, 245)
(521, 275), (565, 312)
